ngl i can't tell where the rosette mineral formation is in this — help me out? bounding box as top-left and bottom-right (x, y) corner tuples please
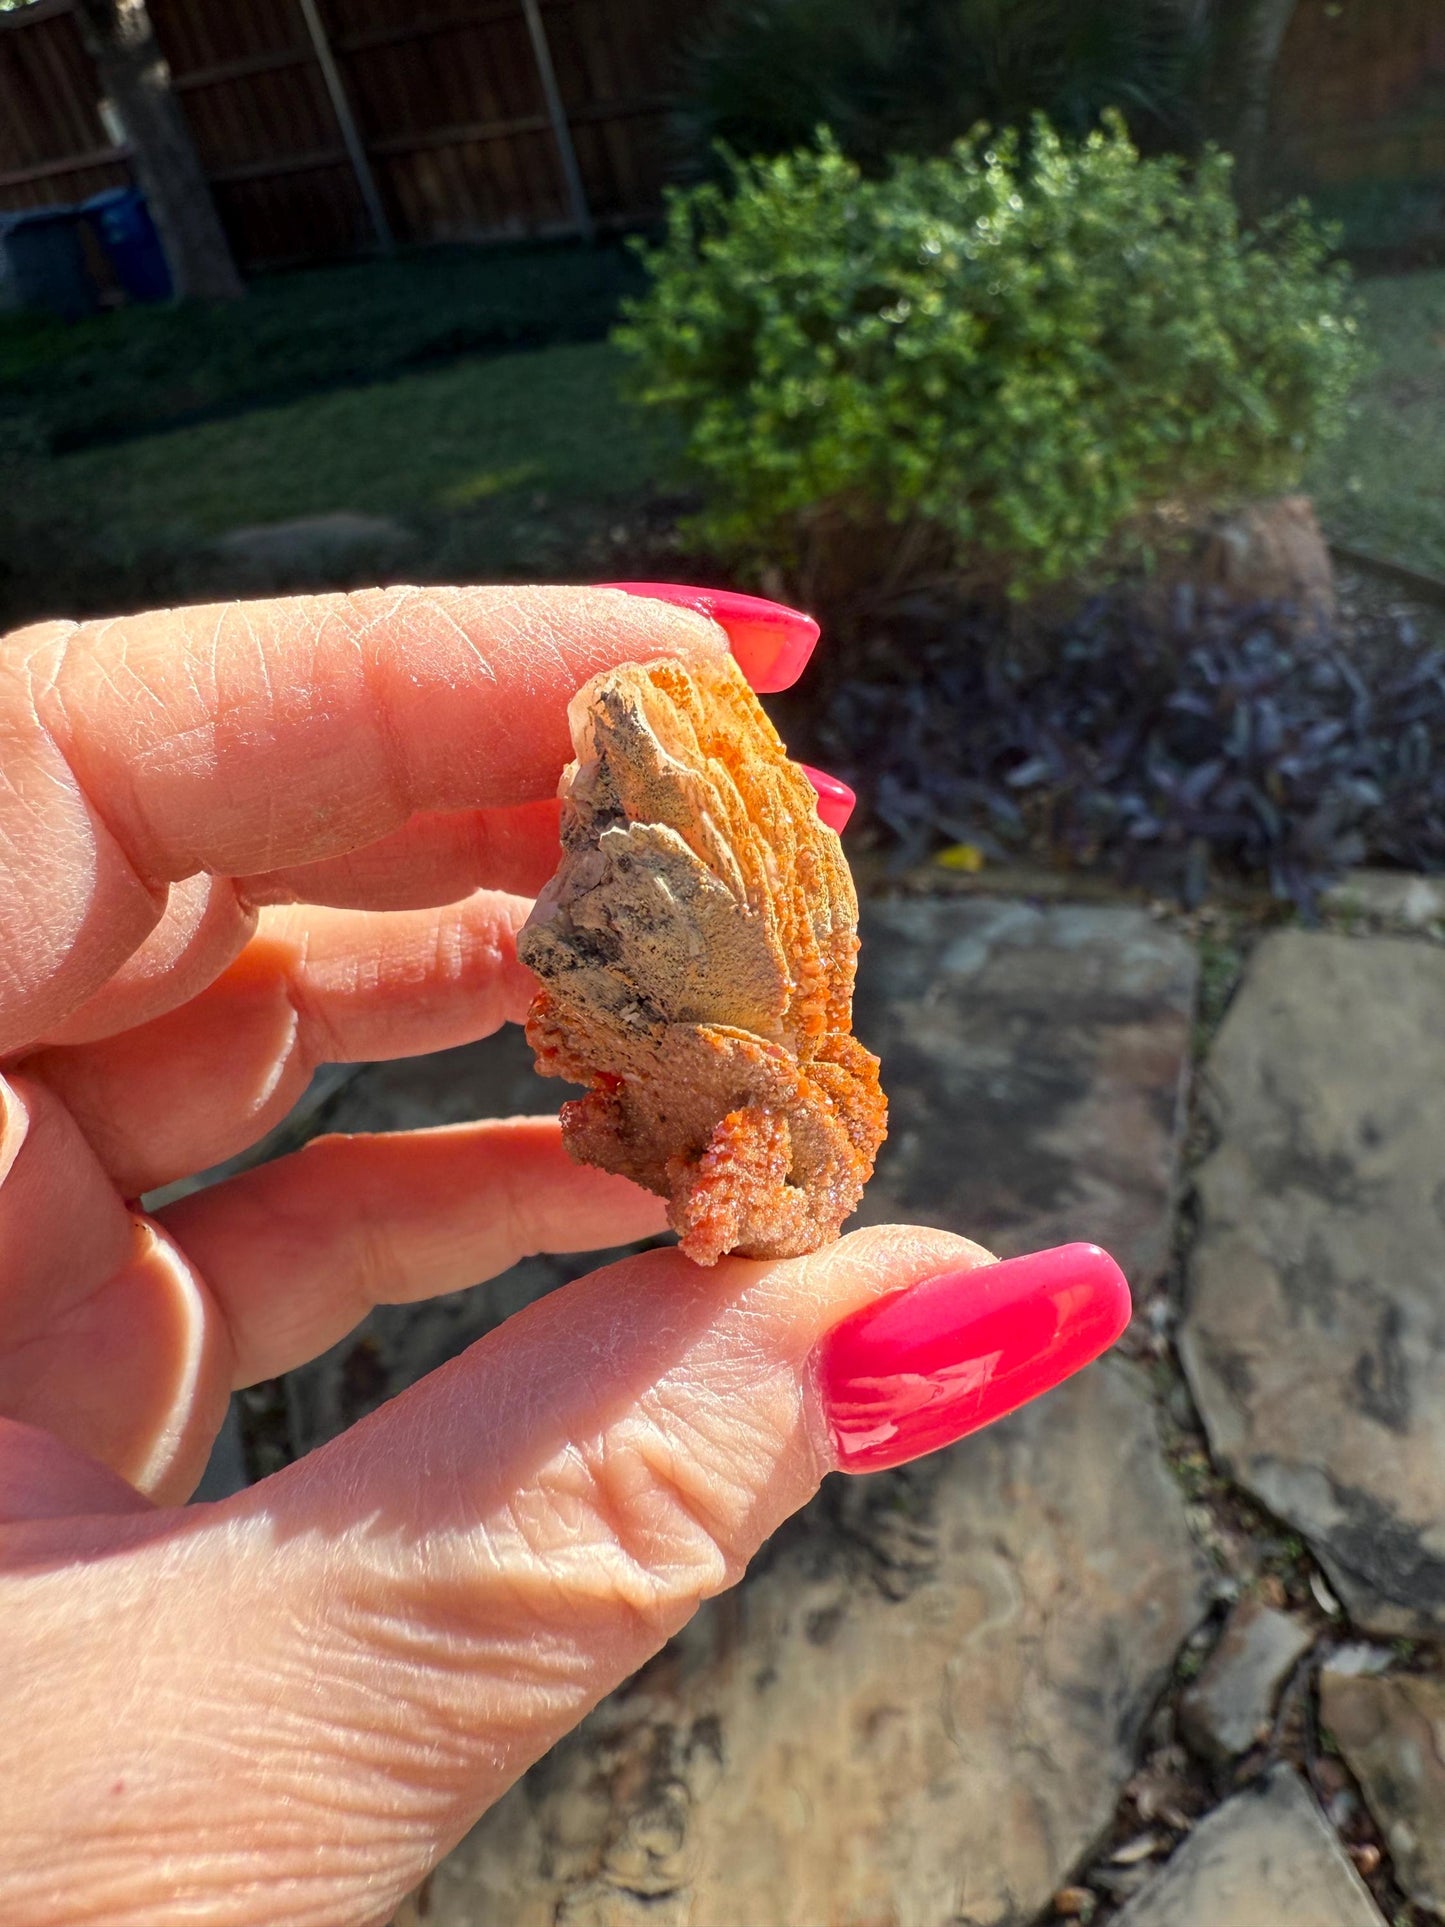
(518, 655), (886, 1265)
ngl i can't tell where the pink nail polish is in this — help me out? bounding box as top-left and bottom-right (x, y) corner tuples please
(603, 582), (820, 692)
(815, 1243), (1131, 1473)
(798, 763), (856, 833)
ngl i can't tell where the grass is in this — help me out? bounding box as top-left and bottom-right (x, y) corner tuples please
(0, 337), (679, 629)
(0, 239), (645, 453)
(1307, 267), (1445, 580)
(49, 339), (666, 548)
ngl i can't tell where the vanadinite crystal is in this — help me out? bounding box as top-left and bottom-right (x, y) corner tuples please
(519, 655), (886, 1265)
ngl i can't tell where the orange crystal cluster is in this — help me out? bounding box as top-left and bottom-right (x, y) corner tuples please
(518, 655), (887, 1265)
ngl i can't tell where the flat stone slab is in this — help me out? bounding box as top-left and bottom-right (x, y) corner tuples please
(1113, 1767), (1386, 1927)
(852, 899), (1197, 1286)
(286, 899), (1198, 1450)
(274, 899), (1204, 1919)
(1182, 931), (1445, 1633)
(1180, 1595), (1314, 1763)
(212, 509), (409, 566)
(1322, 1670), (1445, 1916)
(426, 1360), (1205, 1927)
(1322, 869), (1445, 932)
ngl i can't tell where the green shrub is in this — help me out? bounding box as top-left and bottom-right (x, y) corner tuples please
(616, 120), (1364, 595)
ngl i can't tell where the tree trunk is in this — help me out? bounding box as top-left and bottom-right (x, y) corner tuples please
(1205, 0), (1301, 211)
(74, 0), (244, 302)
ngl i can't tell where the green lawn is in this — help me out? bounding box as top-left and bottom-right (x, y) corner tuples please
(49, 339), (668, 549)
(0, 240), (643, 452)
(1307, 267), (1445, 579)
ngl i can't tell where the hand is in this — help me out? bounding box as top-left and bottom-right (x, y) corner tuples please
(0, 586), (1127, 1925)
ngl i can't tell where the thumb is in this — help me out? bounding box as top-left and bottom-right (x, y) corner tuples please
(3, 1227), (1127, 1927)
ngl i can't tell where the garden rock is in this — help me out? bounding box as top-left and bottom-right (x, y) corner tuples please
(1194, 494), (1335, 626)
(1182, 931), (1445, 1634)
(1321, 1670), (1445, 1916)
(210, 510), (411, 583)
(1113, 1767), (1386, 1927)
(422, 1360), (1206, 1927)
(1322, 869), (1445, 931)
(850, 899), (1196, 1287)
(1179, 1595), (1314, 1763)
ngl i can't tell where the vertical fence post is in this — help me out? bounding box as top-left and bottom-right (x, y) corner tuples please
(520, 0), (595, 242)
(298, 0), (395, 253)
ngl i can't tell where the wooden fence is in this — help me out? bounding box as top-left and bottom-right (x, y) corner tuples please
(1, 0), (1442, 274)
(1273, 0), (1445, 191)
(0, 0), (693, 267)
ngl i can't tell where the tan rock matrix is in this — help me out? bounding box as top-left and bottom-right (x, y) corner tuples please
(519, 655), (886, 1265)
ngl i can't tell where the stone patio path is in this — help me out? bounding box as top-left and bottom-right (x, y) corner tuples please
(204, 891), (1445, 1925)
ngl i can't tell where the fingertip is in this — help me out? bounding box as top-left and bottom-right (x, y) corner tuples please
(796, 764), (856, 833)
(602, 584), (820, 691)
(816, 1241), (1132, 1474)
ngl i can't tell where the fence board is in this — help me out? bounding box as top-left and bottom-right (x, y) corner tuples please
(1273, 0), (1445, 191)
(0, 0), (1439, 275)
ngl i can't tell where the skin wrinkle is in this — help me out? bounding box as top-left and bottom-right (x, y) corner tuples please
(328, 598), (410, 844)
(641, 1375), (778, 1526)
(0, 642), (165, 1043)
(366, 592), (477, 827)
(20, 891), (537, 1193)
(528, 1427), (736, 1626)
(235, 605), (283, 882)
(417, 597), (501, 687)
(601, 1425), (745, 1601)
(35, 876), (259, 1049)
(47, 617), (194, 889)
(345, 1208), (414, 1326)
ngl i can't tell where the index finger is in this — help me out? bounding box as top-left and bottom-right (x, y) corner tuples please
(1, 586), (728, 1052)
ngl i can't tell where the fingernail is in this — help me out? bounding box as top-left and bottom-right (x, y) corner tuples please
(815, 1243), (1131, 1473)
(798, 763), (856, 833)
(602, 582), (820, 692)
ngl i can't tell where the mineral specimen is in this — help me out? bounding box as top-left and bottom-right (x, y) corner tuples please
(518, 655), (886, 1265)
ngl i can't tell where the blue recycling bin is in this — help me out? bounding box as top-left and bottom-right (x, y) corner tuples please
(82, 187), (172, 303)
(0, 206), (100, 321)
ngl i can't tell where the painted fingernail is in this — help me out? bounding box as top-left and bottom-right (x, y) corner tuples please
(815, 1243), (1131, 1473)
(603, 582), (820, 691)
(798, 763), (856, 833)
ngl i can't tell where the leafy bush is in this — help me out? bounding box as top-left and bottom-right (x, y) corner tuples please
(617, 122), (1363, 595)
(814, 590), (1445, 907)
(678, 0), (1203, 175)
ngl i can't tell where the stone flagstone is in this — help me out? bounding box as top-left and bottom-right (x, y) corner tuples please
(1182, 931), (1445, 1634)
(1113, 1767), (1386, 1927)
(424, 1360), (1205, 1927)
(1322, 1670), (1445, 1917)
(272, 897), (1205, 1923)
(1179, 1595), (1314, 1764)
(287, 898), (1198, 1452)
(851, 899), (1197, 1285)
